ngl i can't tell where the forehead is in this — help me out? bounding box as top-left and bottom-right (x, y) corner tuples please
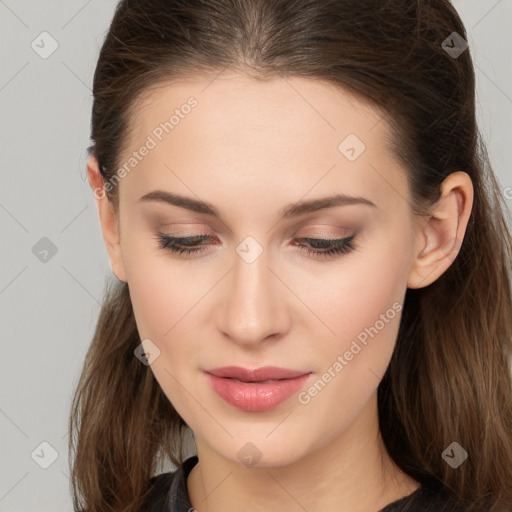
(119, 72), (408, 219)
(129, 72), (388, 148)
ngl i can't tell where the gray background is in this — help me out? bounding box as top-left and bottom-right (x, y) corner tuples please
(0, 1), (511, 511)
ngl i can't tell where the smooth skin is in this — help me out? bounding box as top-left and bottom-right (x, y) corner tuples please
(87, 72), (473, 512)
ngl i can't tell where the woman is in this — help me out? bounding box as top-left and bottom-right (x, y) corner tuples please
(68, 1), (512, 511)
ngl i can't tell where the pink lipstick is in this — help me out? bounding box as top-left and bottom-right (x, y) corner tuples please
(204, 366), (312, 412)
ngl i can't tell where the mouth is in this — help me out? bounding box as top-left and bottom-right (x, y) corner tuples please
(204, 366), (313, 412)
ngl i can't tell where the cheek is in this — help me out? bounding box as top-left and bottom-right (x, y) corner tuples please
(303, 233), (410, 375)
(125, 254), (204, 412)
(124, 241), (219, 388)
(127, 257), (197, 349)
(292, 240), (409, 429)
(120, 232), (183, 343)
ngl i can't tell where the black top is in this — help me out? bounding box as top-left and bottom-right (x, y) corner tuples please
(142, 455), (468, 512)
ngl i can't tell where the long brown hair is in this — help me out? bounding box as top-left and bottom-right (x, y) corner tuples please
(69, 1), (512, 510)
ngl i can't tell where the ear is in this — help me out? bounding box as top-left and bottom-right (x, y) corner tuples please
(407, 171), (473, 289)
(87, 155), (127, 282)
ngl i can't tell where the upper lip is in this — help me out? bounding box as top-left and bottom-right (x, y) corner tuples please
(205, 366), (310, 382)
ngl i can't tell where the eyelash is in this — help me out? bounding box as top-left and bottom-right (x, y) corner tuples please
(155, 232), (356, 259)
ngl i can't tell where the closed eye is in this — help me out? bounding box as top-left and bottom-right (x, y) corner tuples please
(155, 232), (356, 259)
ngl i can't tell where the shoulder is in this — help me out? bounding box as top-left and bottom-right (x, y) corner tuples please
(141, 471), (176, 512)
(141, 456), (198, 512)
(380, 485), (492, 512)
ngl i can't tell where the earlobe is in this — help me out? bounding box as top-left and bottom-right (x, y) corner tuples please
(407, 171), (473, 289)
(87, 155), (127, 282)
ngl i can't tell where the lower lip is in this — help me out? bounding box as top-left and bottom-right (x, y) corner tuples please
(205, 372), (312, 412)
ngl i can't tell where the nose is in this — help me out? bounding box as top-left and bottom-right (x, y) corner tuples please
(215, 246), (291, 347)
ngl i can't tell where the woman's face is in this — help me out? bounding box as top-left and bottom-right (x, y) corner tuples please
(107, 73), (423, 466)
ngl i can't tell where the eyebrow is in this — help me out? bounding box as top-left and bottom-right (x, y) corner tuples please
(138, 190), (378, 219)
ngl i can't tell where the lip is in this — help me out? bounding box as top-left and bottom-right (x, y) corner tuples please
(205, 365), (309, 381)
(204, 366), (312, 412)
